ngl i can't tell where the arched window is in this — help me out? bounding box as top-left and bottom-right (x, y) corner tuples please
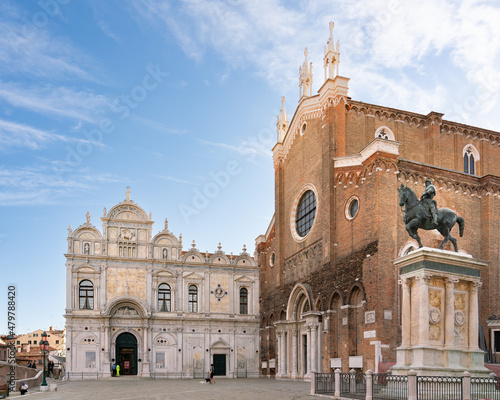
(158, 283), (171, 312)
(240, 288), (248, 314)
(79, 280), (94, 310)
(463, 145), (479, 175)
(188, 285), (198, 313)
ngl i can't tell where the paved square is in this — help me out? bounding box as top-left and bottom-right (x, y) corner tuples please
(11, 378), (315, 400)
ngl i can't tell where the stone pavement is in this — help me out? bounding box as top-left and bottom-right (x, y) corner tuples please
(8, 377), (316, 400)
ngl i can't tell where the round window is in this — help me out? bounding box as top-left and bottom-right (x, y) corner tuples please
(270, 252), (276, 267)
(345, 197), (359, 220)
(296, 190), (316, 237)
(301, 122), (307, 135)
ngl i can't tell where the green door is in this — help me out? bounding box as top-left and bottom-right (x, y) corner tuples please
(116, 333), (138, 375)
(213, 354), (226, 376)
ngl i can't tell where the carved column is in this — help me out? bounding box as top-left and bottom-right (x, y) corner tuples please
(445, 278), (458, 348)
(468, 282), (481, 350)
(276, 330), (282, 376)
(280, 329), (287, 376)
(401, 277), (412, 347)
(306, 326), (312, 375)
(291, 327), (298, 378)
(418, 274), (430, 346)
(310, 323), (318, 373)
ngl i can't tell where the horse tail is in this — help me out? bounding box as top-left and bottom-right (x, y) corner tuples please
(457, 216), (465, 237)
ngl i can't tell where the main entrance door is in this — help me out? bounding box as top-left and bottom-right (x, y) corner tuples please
(213, 354), (226, 376)
(116, 332), (138, 375)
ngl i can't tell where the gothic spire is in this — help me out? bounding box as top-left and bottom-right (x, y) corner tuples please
(299, 48), (313, 99)
(324, 21), (340, 81)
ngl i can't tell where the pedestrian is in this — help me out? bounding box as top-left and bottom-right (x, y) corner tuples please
(20, 382), (29, 395)
(27, 362), (32, 368)
(112, 363), (117, 377)
(48, 360), (54, 378)
(209, 364), (215, 384)
(31, 361), (37, 369)
(116, 364), (120, 377)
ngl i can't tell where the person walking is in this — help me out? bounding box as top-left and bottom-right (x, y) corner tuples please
(112, 363), (117, 377)
(209, 364), (215, 384)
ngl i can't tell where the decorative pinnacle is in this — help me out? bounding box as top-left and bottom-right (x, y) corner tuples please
(192, 240), (196, 249)
(86, 211), (91, 224)
(218, 242), (222, 252)
(126, 186), (131, 200)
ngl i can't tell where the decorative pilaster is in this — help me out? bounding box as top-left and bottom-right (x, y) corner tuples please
(445, 277), (458, 348)
(400, 277), (411, 347)
(306, 326), (311, 375)
(418, 274), (431, 346)
(276, 330), (282, 376)
(469, 281), (481, 350)
(280, 329), (287, 375)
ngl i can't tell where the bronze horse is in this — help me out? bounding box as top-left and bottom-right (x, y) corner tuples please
(398, 184), (464, 252)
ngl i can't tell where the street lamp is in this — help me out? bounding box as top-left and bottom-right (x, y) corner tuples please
(40, 332), (49, 387)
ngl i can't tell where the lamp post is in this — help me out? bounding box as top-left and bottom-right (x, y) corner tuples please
(40, 332), (49, 387)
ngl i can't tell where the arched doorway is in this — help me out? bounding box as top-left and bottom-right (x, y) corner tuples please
(116, 333), (138, 375)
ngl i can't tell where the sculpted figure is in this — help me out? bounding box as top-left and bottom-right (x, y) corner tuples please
(398, 180), (464, 252)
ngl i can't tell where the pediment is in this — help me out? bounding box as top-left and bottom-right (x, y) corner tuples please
(75, 265), (99, 274)
(155, 270), (176, 278)
(183, 271), (204, 281)
(235, 275), (253, 283)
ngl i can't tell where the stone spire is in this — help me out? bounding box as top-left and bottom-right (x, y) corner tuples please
(299, 48), (313, 99)
(276, 96), (289, 142)
(324, 21), (340, 81)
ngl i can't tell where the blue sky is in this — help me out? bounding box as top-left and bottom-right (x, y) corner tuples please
(1, 0), (500, 334)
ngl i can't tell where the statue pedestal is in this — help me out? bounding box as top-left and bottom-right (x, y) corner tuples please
(392, 248), (490, 376)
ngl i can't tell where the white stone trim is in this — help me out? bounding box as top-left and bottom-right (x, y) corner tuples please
(345, 196), (360, 220)
(290, 183), (319, 243)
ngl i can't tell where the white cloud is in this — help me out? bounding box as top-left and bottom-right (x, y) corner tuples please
(0, 82), (111, 123)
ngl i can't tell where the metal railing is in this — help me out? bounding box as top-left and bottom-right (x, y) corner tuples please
(373, 373), (408, 400)
(340, 372), (366, 399)
(417, 376), (462, 400)
(314, 373), (334, 394)
(471, 375), (500, 400)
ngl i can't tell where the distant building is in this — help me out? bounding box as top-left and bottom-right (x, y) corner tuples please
(256, 22), (500, 378)
(64, 189), (259, 379)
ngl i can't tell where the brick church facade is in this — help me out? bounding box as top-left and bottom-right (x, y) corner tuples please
(256, 22), (500, 378)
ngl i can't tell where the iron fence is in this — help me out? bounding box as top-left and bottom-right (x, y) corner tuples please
(417, 376), (462, 400)
(471, 376), (500, 400)
(315, 373), (334, 395)
(372, 373), (408, 400)
(340, 372), (366, 399)
(64, 371), (105, 380)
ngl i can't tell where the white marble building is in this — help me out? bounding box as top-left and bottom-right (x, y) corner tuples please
(64, 189), (259, 379)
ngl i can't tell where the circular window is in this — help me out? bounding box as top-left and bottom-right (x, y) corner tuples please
(301, 122), (307, 135)
(270, 252), (276, 267)
(345, 197), (359, 220)
(296, 190), (316, 237)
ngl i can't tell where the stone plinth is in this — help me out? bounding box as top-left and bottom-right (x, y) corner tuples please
(392, 248), (490, 376)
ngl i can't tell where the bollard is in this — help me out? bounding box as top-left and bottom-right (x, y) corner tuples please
(334, 368), (341, 397)
(365, 370), (373, 400)
(462, 371), (471, 400)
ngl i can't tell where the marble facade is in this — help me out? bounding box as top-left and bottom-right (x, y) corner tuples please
(64, 190), (259, 379)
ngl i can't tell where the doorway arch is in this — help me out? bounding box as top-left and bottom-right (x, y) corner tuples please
(116, 332), (138, 375)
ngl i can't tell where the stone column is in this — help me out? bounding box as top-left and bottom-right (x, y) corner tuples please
(468, 281), (481, 350)
(445, 278), (457, 348)
(276, 330), (282, 376)
(280, 329), (287, 376)
(306, 326), (311, 375)
(142, 324), (150, 377)
(418, 274), (430, 346)
(310, 323), (318, 373)
(401, 277), (412, 347)
(291, 327), (298, 379)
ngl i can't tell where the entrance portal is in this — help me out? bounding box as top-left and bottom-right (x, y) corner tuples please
(116, 332), (138, 375)
(213, 354), (226, 376)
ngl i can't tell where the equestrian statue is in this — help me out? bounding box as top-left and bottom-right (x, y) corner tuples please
(398, 179), (465, 252)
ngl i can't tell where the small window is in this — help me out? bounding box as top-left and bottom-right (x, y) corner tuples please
(296, 190), (317, 237)
(464, 149), (475, 175)
(56, 340), (59, 344)
(34, 340), (37, 345)
(301, 122), (307, 136)
(28, 341), (32, 345)
(79, 280), (94, 310)
(188, 285), (198, 313)
(158, 283), (171, 312)
(240, 288), (248, 315)
(270, 252), (276, 267)
(345, 197), (359, 220)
